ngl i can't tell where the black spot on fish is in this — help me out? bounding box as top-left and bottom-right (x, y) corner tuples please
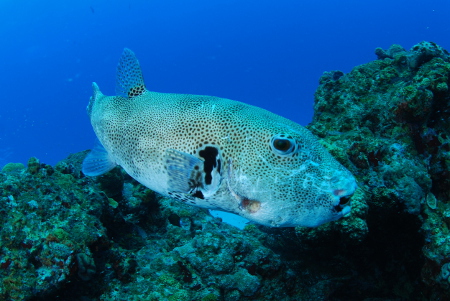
(199, 146), (219, 185)
(128, 85), (146, 98)
(192, 190), (204, 199)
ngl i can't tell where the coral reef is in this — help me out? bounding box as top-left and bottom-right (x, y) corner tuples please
(309, 41), (450, 299)
(0, 154), (317, 300)
(0, 41), (449, 300)
(0, 153), (108, 300)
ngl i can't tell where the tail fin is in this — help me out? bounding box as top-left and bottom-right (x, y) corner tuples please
(115, 48), (147, 98)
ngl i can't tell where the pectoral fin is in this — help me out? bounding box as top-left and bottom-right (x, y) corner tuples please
(164, 147), (222, 199)
(82, 145), (116, 176)
(164, 148), (204, 197)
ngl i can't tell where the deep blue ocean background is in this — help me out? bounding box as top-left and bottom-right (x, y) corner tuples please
(0, 0), (449, 168)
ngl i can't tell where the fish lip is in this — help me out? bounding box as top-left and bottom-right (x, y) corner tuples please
(334, 202), (350, 214)
(336, 204), (351, 216)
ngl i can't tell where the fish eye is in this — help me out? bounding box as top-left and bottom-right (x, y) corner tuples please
(270, 134), (297, 156)
(273, 139), (291, 151)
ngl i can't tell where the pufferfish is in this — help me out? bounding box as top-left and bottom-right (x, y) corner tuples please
(82, 48), (357, 228)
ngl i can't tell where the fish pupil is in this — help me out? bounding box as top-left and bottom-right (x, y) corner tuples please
(273, 139), (291, 151)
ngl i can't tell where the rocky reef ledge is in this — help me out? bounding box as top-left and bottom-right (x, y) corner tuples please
(1, 41), (449, 300)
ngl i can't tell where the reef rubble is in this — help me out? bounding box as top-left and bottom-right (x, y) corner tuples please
(0, 41), (449, 300)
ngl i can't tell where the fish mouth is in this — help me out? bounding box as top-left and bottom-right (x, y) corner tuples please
(331, 185), (355, 215)
(226, 159), (261, 214)
(334, 195), (352, 214)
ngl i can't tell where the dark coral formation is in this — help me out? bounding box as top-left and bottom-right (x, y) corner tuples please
(0, 41), (449, 300)
(309, 41), (450, 299)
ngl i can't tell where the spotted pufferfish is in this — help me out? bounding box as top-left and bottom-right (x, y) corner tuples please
(82, 48), (357, 227)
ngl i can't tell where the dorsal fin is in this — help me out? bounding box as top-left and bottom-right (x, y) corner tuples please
(115, 48), (147, 98)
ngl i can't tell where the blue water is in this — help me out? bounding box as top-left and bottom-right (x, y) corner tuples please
(0, 0), (449, 167)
